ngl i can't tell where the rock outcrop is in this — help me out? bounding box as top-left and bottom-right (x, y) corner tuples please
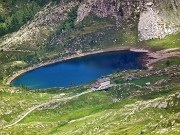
(76, 0), (143, 22)
(76, 0), (97, 23)
(138, 6), (165, 40)
(138, 1), (180, 40)
(148, 92), (180, 109)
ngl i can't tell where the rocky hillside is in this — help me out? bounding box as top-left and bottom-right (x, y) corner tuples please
(0, 0), (179, 51)
(77, 0), (180, 40)
(0, 1), (79, 50)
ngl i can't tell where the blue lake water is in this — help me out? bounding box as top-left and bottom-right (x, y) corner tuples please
(12, 51), (146, 89)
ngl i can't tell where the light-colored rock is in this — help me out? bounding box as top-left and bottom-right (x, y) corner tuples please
(146, 2), (153, 7)
(158, 101), (168, 109)
(138, 8), (165, 40)
(76, 0), (97, 23)
(138, 1), (180, 40)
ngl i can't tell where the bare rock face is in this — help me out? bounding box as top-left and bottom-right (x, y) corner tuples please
(76, 0), (97, 23)
(138, 0), (180, 40)
(138, 7), (165, 40)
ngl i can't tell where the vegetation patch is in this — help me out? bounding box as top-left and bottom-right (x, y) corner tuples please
(152, 57), (180, 69)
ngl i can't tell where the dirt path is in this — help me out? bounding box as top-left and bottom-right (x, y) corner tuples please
(2, 90), (92, 129)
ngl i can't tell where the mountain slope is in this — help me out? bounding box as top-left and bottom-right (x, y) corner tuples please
(0, 1), (78, 51)
(0, 0), (179, 52)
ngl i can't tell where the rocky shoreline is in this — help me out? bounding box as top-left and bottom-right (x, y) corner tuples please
(145, 47), (180, 70)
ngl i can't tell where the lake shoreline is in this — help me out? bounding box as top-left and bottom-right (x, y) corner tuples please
(6, 47), (131, 85)
(7, 47), (179, 86)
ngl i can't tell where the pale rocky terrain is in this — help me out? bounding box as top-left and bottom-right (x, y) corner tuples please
(138, 1), (180, 40)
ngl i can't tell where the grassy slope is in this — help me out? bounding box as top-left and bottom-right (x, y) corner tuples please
(0, 86), (53, 126)
(1, 88), (179, 135)
(140, 33), (180, 50)
(60, 16), (139, 52)
(1, 63), (179, 134)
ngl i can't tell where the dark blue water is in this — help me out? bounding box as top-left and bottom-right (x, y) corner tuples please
(12, 51), (145, 89)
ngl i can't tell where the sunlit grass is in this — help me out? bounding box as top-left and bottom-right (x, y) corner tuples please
(143, 33), (180, 49)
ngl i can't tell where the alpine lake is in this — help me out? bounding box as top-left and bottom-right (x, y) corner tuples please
(12, 51), (146, 90)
